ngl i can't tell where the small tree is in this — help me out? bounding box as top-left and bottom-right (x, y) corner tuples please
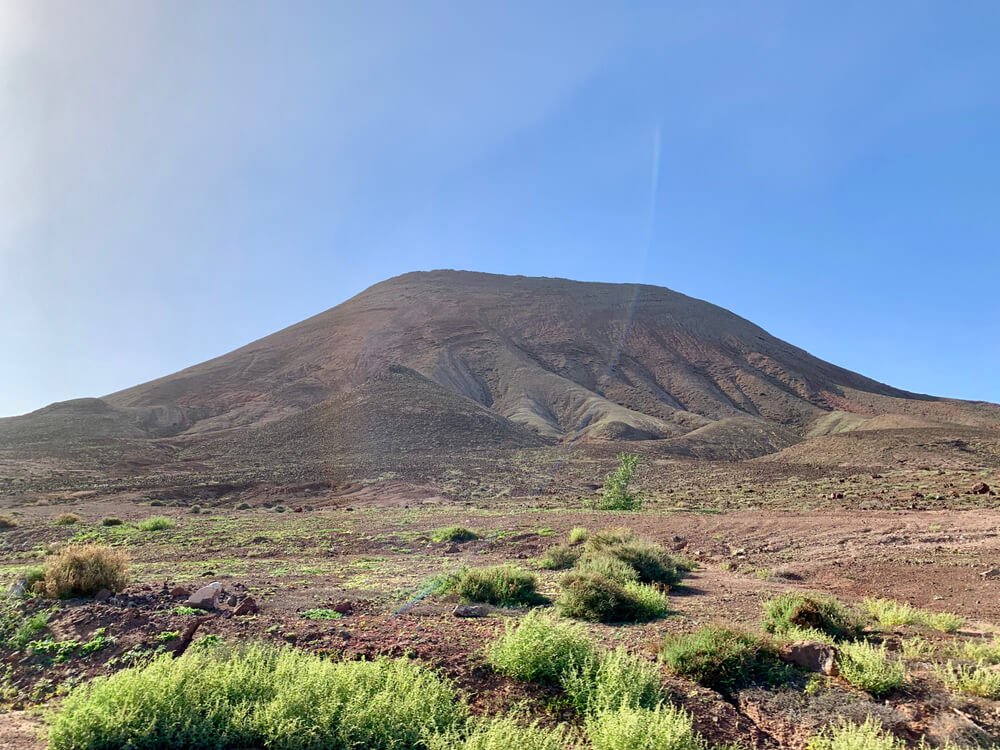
(596, 453), (642, 510)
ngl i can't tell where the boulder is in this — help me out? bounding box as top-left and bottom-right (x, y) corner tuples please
(233, 597), (259, 616)
(169, 586), (190, 598)
(331, 600), (354, 615)
(981, 568), (1000, 581)
(778, 641), (837, 676)
(94, 588), (112, 602)
(971, 482), (991, 495)
(186, 582), (223, 611)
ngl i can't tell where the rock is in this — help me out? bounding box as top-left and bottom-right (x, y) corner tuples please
(828, 492), (844, 500)
(911, 491), (925, 500)
(169, 586), (190, 598)
(331, 600), (353, 615)
(981, 568), (1000, 580)
(971, 482), (991, 495)
(923, 710), (994, 748)
(778, 641), (838, 676)
(94, 588), (112, 602)
(186, 582), (223, 611)
(453, 604), (492, 618)
(233, 597), (259, 616)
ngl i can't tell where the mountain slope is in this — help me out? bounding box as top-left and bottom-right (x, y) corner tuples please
(4, 270), (999, 467)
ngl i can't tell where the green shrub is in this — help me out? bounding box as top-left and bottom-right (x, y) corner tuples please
(861, 597), (921, 628)
(935, 661), (1000, 699)
(430, 526), (479, 543)
(958, 636), (1000, 664)
(39, 544), (129, 598)
(0, 515), (18, 530)
(427, 716), (575, 750)
(836, 641), (904, 697)
(54, 513), (81, 526)
(763, 593), (863, 641)
(487, 610), (595, 683)
(862, 597), (965, 633)
(584, 531), (682, 587)
(900, 637), (935, 660)
(0, 602), (51, 651)
(806, 717), (905, 750)
(449, 565), (544, 607)
(556, 571), (667, 623)
(301, 609), (343, 621)
(136, 516), (175, 532)
(536, 544), (582, 570)
(100, 517), (123, 527)
(50, 645), (464, 750)
(923, 611), (964, 633)
(586, 704), (705, 750)
(661, 627), (789, 696)
(568, 527), (589, 546)
(561, 647), (663, 715)
(592, 453), (642, 511)
(574, 553), (639, 583)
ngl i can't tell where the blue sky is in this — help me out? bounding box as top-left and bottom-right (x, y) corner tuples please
(1, 1), (998, 417)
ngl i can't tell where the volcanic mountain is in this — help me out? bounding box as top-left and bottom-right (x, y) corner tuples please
(3, 271), (999, 470)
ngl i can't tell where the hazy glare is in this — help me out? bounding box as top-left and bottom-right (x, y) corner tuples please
(2, 1), (999, 416)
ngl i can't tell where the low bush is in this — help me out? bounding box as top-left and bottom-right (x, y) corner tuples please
(568, 527), (589, 546)
(586, 704), (705, 750)
(536, 544), (582, 570)
(1, 602), (51, 651)
(574, 553), (639, 583)
(900, 637), (935, 660)
(584, 530), (682, 587)
(449, 565), (544, 607)
(430, 526), (479, 543)
(136, 516), (175, 532)
(54, 513), (81, 526)
(806, 717), (905, 750)
(763, 593), (864, 642)
(958, 636), (1000, 664)
(556, 571), (667, 623)
(50, 645), (463, 750)
(862, 597), (965, 633)
(300, 609), (343, 621)
(487, 610), (595, 683)
(38, 544), (129, 599)
(100, 517), (123, 527)
(427, 716), (575, 750)
(923, 611), (965, 633)
(836, 641), (904, 697)
(561, 647), (663, 715)
(661, 627), (789, 696)
(0, 515), (19, 530)
(935, 661), (1000, 699)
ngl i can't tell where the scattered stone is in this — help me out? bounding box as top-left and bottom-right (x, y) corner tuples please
(971, 482), (990, 495)
(828, 492), (844, 500)
(186, 582), (223, 611)
(227, 594), (238, 607)
(453, 604), (491, 618)
(233, 597), (259, 616)
(911, 491), (925, 500)
(778, 641), (838, 676)
(94, 588), (112, 602)
(981, 568), (1000, 581)
(331, 600), (353, 615)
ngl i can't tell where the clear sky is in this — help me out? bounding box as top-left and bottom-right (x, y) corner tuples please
(2, 1), (999, 417)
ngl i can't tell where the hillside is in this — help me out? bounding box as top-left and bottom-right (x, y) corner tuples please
(2, 271), (999, 479)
